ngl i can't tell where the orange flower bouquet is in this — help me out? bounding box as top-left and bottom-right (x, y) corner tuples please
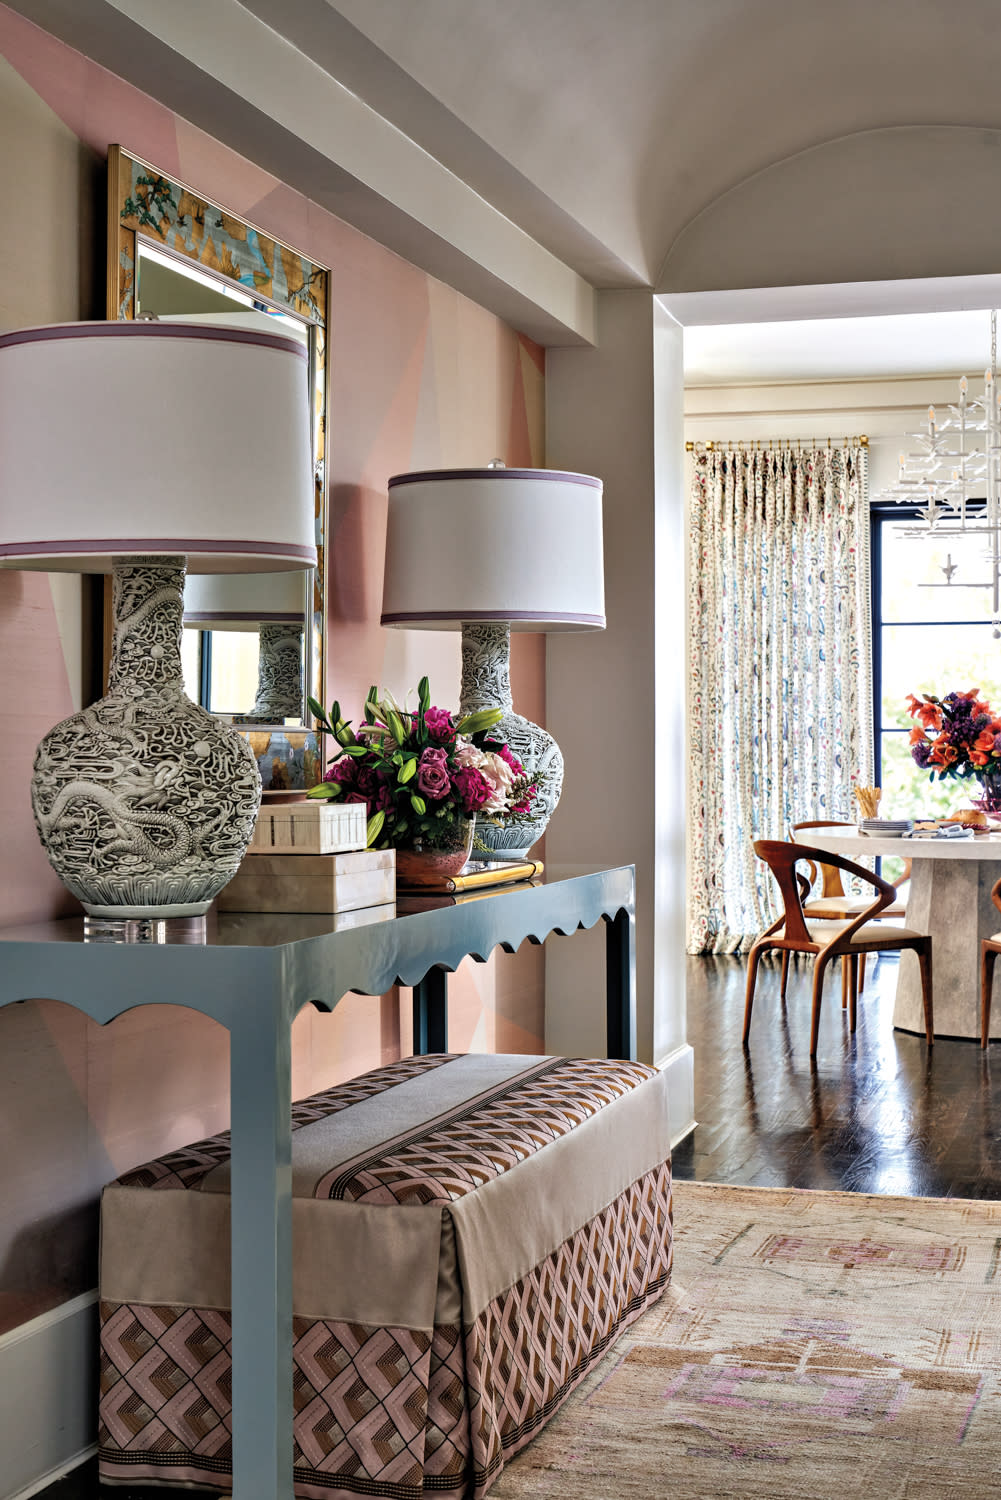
(906, 689), (1001, 810)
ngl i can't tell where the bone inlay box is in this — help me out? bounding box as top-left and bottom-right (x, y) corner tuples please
(215, 847), (396, 912)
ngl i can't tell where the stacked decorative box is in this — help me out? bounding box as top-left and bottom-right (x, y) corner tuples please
(216, 801), (395, 913)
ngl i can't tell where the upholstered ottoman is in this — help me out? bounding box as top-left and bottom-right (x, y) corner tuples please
(98, 1052), (673, 1499)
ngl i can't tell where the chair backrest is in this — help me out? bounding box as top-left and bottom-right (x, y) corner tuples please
(790, 820), (855, 899)
(992, 875), (1001, 918)
(755, 838), (894, 946)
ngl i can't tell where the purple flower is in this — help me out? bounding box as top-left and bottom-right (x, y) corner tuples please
(417, 746), (451, 800)
(324, 755), (356, 786)
(326, 755), (395, 816)
(353, 764), (379, 798)
(424, 706), (457, 745)
(452, 765), (492, 814)
(912, 739), (933, 768)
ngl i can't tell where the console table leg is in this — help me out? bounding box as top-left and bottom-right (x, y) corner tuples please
(605, 907), (637, 1060)
(413, 969), (448, 1054)
(228, 995), (294, 1500)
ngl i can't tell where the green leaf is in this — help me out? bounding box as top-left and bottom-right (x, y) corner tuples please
(410, 793), (427, 816)
(398, 757), (417, 784)
(366, 810), (386, 847)
(457, 706), (503, 735)
(339, 744), (369, 758)
(418, 676), (431, 711)
(387, 709), (408, 745)
(307, 782), (341, 799)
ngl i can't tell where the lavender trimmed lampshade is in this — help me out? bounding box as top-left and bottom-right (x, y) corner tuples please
(182, 570), (309, 630)
(0, 321), (315, 574)
(0, 320), (316, 920)
(380, 466), (605, 859)
(381, 467), (605, 632)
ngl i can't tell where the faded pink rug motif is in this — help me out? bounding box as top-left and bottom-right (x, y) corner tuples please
(494, 1180), (1001, 1499)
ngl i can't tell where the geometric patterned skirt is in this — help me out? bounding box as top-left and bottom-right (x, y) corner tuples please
(98, 1053), (674, 1498)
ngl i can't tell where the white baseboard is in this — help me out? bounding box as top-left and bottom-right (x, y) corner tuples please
(0, 1291), (99, 1500)
(8, 1447), (95, 1500)
(656, 1041), (696, 1148)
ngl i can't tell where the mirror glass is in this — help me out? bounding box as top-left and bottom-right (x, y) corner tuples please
(108, 147), (328, 791)
(136, 244), (312, 723)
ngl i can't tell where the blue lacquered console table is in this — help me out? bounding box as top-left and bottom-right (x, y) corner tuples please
(0, 863), (636, 1500)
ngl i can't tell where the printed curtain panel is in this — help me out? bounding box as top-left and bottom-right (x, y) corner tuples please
(687, 443), (873, 953)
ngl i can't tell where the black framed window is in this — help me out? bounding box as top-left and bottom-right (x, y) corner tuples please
(871, 499), (1001, 821)
(179, 628), (261, 715)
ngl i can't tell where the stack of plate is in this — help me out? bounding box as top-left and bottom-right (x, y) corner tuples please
(859, 818), (914, 838)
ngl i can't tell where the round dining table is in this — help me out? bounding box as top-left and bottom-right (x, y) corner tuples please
(803, 826), (1001, 1041)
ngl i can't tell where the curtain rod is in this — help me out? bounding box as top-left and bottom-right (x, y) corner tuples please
(685, 434), (869, 452)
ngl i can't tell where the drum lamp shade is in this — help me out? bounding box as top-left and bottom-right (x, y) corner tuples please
(183, 571), (310, 631)
(381, 467), (605, 631)
(0, 321), (316, 574)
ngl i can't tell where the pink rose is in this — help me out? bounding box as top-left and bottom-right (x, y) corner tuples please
(417, 746), (451, 800)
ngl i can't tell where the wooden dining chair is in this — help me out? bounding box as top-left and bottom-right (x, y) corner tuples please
(790, 818), (912, 1004)
(745, 839), (933, 1057)
(980, 875), (1001, 1047)
(791, 820), (911, 920)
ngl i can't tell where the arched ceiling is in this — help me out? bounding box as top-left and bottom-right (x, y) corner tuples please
(8, 0), (1001, 343)
(311, 0), (1001, 288)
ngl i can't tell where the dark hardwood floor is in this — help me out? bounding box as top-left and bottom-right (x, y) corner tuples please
(673, 950), (1001, 1200)
(41, 950), (1001, 1497)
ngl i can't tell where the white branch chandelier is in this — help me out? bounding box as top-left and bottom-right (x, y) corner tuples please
(876, 309), (1001, 633)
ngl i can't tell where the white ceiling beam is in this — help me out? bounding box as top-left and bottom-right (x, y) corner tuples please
(8, 0), (597, 345)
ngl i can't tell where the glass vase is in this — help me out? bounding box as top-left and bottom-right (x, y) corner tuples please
(394, 817), (475, 887)
(973, 773), (1001, 814)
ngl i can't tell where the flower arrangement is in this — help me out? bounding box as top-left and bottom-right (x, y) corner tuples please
(307, 677), (537, 850)
(906, 689), (1001, 795)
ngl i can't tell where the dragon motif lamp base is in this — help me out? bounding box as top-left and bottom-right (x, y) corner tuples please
(233, 620), (305, 724)
(31, 556), (263, 918)
(458, 621), (563, 861)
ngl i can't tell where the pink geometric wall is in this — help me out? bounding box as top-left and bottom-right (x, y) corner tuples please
(0, 4), (546, 1333)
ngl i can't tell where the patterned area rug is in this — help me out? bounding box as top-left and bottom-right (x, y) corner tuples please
(494, 1180), (1001, 1499)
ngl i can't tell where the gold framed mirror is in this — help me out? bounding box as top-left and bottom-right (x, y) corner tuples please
(106, 145), (328, 792)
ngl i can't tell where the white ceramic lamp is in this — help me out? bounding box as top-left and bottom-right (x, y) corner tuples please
(0, 322), (315, 919)
(183, 570), (309, 722)
(381, 466), (604, 858)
